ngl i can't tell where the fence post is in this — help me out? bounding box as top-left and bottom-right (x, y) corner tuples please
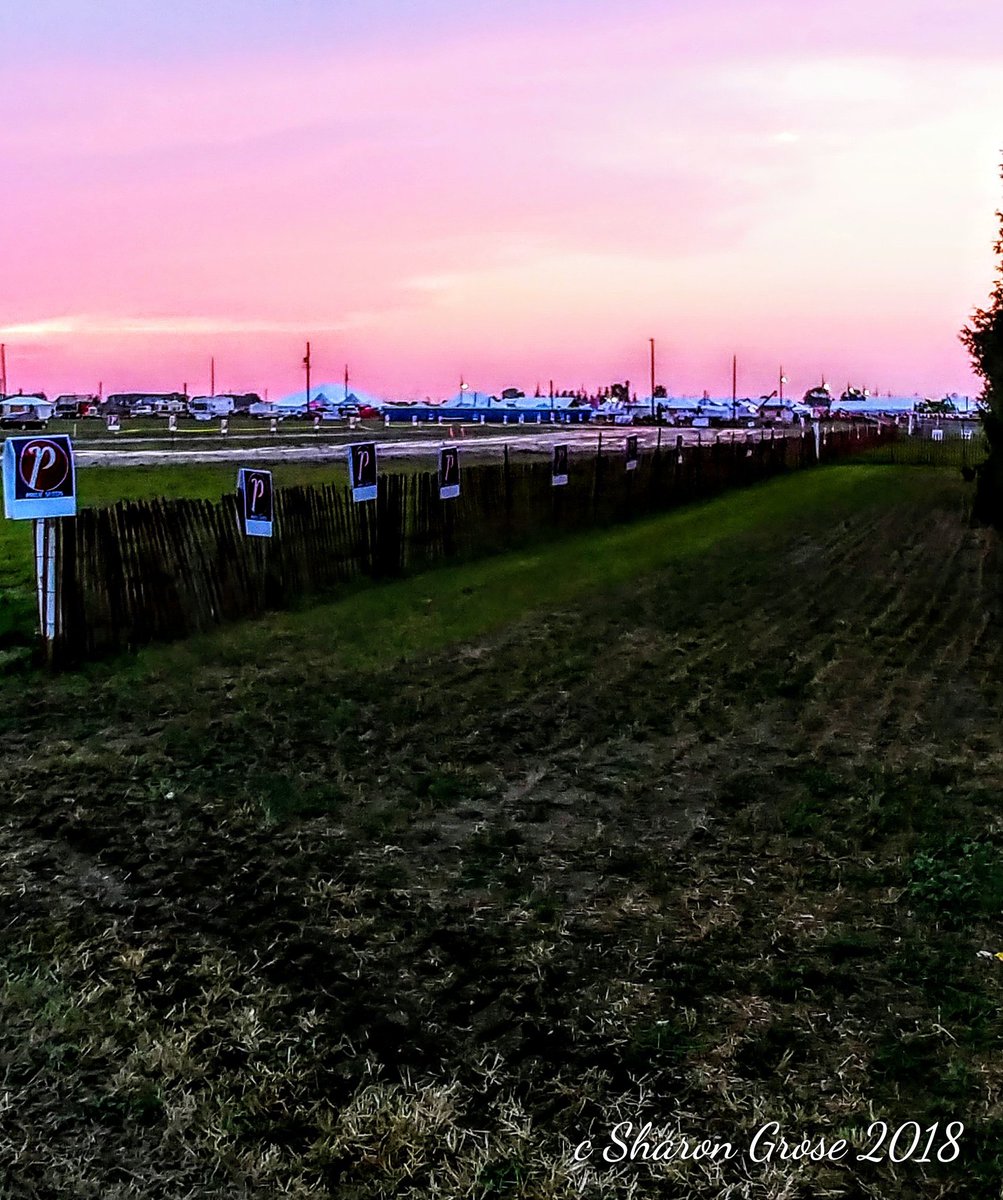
(503, 444), (512, 539)
(592, 431), (603, 519)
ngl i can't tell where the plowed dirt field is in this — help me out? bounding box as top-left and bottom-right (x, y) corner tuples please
(1, 466), (1001, 1198)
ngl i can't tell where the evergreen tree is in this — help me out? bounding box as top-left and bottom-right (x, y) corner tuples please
(961, 162), (1003, 526)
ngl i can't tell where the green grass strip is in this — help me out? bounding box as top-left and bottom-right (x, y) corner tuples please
(78, 465), (930, 688)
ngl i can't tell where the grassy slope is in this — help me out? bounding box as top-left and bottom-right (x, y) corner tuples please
(102, 465), (907, 680)
(2, 466), (1001, 1198)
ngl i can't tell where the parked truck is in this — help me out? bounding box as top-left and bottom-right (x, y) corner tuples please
(53, 393), (100, 418)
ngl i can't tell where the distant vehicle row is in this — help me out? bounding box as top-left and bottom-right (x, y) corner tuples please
(0, 391), (366, 427)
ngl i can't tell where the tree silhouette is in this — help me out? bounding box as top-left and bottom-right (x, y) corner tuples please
(961, 161), (1003, 526)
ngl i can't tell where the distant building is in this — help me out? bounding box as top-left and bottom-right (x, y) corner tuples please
(802, 384), (832, 417)
(758, 399), (797, 424)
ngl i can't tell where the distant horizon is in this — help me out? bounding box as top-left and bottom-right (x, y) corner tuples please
(2, 0), (1000, 402)
(0, 354), (982, 403)
(0, 367), (977, 405)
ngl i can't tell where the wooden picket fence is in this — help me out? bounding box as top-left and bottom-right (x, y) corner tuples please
(48, 424), (890, 665)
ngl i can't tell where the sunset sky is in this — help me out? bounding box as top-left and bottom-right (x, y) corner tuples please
(1, 0), (1001, 400)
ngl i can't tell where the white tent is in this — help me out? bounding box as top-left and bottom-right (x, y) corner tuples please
(441, 389), (497, 407)
(273, 382), (387, 410)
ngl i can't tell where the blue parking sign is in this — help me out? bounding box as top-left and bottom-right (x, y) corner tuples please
(438, 446), (460, 499)
(237, 468), (274, 537)
(348, 442), (378, 502)
(3, 435), (77, 519)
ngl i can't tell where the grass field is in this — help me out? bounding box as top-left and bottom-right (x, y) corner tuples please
(2, 466), (1001, 1197)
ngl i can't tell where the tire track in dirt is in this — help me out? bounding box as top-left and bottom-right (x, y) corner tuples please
(502, 506), (898, 847)
(873, 522), (1002, 751)
(793, 511), (931, 713)
(793, 495), (976, 758)
(811, 516), (971, 756)
(656, 509), (898, 758)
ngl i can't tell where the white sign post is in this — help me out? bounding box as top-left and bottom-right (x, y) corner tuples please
(34, 518), (57, 646)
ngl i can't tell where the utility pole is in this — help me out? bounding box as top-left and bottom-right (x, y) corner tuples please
(303, 341), (311, 411)
(210, 357), (215, 397)
(779, 365), (786, 403)
(649, 338), (656, 418)
(0, 344), (6, 397)
(732, 354), (737, 422)
(344, 363), (349, 403)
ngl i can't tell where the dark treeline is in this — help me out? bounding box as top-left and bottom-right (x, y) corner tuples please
(50, 425), (888, 666)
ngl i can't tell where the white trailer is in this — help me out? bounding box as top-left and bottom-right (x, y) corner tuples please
(188, 395), (236, 421)
(0, 399), (54, 429)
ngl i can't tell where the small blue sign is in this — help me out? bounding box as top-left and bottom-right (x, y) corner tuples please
(237, 468), (274, 537)
(438, 446), (460, 500)
(348, 442), (377, 502)
(3, 435), (77, 520)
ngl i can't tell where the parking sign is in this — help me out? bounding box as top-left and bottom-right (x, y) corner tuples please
(237, 468), (274, 537)
(3, 435), (77, 519)
(439, 446), (460, 500)
(348, 442), (378, 502)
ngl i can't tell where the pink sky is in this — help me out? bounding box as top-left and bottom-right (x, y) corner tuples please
(1, 0), (1001, 400)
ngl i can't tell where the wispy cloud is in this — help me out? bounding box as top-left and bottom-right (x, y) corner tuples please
(0, 314), (371, 338)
